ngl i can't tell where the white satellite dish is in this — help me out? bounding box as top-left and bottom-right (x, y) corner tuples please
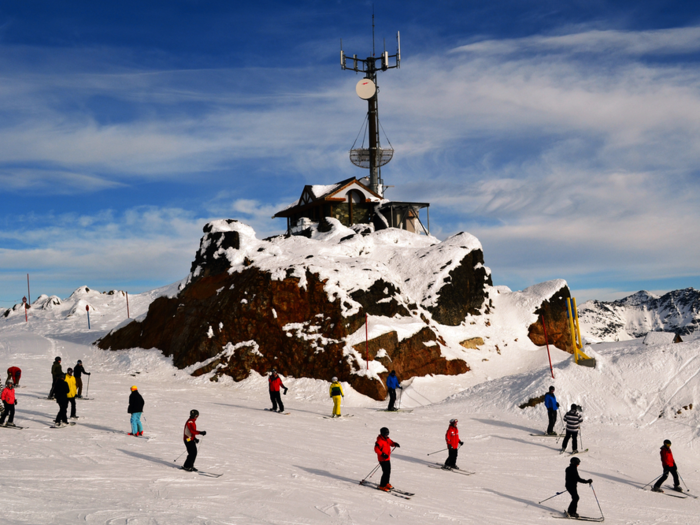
(356, 78), (376, 100)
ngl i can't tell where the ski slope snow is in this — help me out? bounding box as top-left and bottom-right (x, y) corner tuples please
(1, 285), (699, 524)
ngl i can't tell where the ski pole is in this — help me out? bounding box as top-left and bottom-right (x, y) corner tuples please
(579, 428), (583, 450)
(557, 411), (565, 444)
(427, 447), (448, 456)
(538, 490), (566, 504)
(590, 483), (604, 520)
(641, 474), (662, 490)
(86, 374), (90, 398)
(173, 450), (187, 462)
(679, 472), (691, 492)
(398, 388), (403, 410)
(362, 445), (395, 482)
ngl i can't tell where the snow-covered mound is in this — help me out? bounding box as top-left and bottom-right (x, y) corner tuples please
(99, 219), (573, 400)
(579, 288), (700, 341)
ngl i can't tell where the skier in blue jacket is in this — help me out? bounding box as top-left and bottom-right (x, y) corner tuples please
(386, 371), (402, 411)
(544, 386), (559, 435)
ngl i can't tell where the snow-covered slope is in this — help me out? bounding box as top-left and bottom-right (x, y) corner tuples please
(579, 288), (700, 341)
(2, 300), (700, 524)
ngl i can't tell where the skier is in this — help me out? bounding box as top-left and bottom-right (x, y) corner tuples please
(128, 385), (145, 436)
(652, 439), (682, 493)
(561, 404), (583, 453)
(65, 368), (78, 419)
(268, 369), (288, 413)
(329, 376), (344, 417)
(182, 409), (207, 472)
(385, 370), (403, 411)
(0, 380), (18, 427)
(374, 427), (400, 491)
(6, 366), (21, 387)
(444, 418), (464, 469)
(544, 386), (559, 435)
(48, 356), (63, 399)
(53, 373), (70, 427)
(565, 456), (592, 518)
(74, 360), (91, 398)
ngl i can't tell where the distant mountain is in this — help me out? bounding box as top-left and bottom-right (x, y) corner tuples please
(579, 288), (700, 341)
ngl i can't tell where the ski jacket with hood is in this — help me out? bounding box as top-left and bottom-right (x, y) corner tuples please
(184, 418), (200, 441)
(374, 435), (396, 462)
(445, 425), (460, 448)
(268, 375), (285, 392)
(128, 391), (145, 413)
(1, 386), (15, 404)
(544, 392), (558, 410)
(386, 374), (400, 390)
(54, 379), (69, 401)
(51, 362), (64, 380)
(563, 410), (583, 432)
(661, 446), (675, 468)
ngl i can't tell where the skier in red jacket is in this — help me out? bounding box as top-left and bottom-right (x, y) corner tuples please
(268, 369), (288, 413)
(444, 419), (463, 469)
(0, 380), (18, 427)
(374, 427), (400, 491)
(182, 409), (207, 472)
(652, 439), (682, 493)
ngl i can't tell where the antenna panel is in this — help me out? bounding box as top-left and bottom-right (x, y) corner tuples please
(356, 79), (376, 100)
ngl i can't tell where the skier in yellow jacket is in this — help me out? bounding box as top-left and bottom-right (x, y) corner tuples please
(65, 368), (78, 419)
(329, 377), (344, 417)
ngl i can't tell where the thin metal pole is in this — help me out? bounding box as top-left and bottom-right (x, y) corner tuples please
(679, 472), (691, 492)
(427, 447), (447, 456)
(538, 490), (566, 504)
(642, 474), (662, 490)
(86, 374), (90, 399)
(27, 273), (31, 304)
(590, 484), (604, 520)
(126, 291), (130, 319)
(541, 314), (554, 379)
(365, 313), (369, 371)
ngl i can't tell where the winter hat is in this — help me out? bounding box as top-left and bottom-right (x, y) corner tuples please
(332, 376), (338, 382)
(190, 409), (199, 418)
(380, 427), (390, 437)
(571, 404), (578, 411)
(570, 457), (581, 465)
(131, 385), (138, 391)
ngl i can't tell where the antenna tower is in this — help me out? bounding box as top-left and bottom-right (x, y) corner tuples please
(340, 16), (400, 197)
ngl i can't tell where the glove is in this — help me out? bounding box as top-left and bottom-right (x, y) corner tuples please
(556, 403), (560, 408)
(15, 400), (18, 405)
(459, 441), (464, 446)
(393, 443), (400, 448)
(447, 445), (453, 450)
(399, 386), (403, 389)
(381, 453), (389, 459)
(588, 479), (593, 484)
(200, 431), (207, 436)
(284, 388), (288, 395)
(195, 438), (200, 444)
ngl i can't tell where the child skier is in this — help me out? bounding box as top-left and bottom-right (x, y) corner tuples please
(374, 427), (400, 491)
(182, 409), (207, 472)
(268, 369), (287, 412)
(128, 385), (145, 436)
(74, 360), (91, 398)
(65, 368), (78, 419)
(652, 439), (683, 493)
(329, 377), (344, 417)
(544, 386), (559, 435)
(385, 371), (402, 411)
(561, 404), (583, 453)
(0, 380), (18, 427)
(53, 373), (70, 427)
(444, 419), (463, 469)
(565, 457), (592, 518)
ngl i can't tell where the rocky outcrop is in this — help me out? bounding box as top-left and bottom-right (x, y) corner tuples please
(527, 284), (574, 353)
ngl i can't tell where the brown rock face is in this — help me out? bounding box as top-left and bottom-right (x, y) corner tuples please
(427, 250), (493, 326)
(97, 221), (471, 400)
(527, 285), (574, 353)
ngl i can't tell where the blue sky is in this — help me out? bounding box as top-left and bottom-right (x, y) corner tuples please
(2, 0), (700, 308)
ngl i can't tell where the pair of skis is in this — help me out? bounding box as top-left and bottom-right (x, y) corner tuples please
(551, 513), (603, 522)
(359, 480), (414, 499)
(0, 424), (24, 430)
(427, 463), (475, 476)
(649, 486), (697, 499)
(264, 408), (290, 415)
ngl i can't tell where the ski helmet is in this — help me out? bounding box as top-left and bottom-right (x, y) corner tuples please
(131, 385), (138, 391)
(570, 457), (581, 465)
(6, 380), (14, 388)
(332, 376), (338, 382)
(449, 418), (458, 426)
(190, 409), (199, 418)
(380, 427), (390, 437)
(77, 360), (82, 364)
(664, 439), (672, 446)
(67, 368), (73, 374)
(571, 404), (578, 411)
(55, 356), (61, 362)
(549, 386), (555, 392)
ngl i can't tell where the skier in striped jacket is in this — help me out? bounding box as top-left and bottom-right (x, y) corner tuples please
(561, 404), (583, 454)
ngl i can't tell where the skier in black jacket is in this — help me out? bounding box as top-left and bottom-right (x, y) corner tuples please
(128, 386), (145, 436)
(565, 457), (592, 518)
(53, 374), (70, 427)
(74, 360), (91, 398)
